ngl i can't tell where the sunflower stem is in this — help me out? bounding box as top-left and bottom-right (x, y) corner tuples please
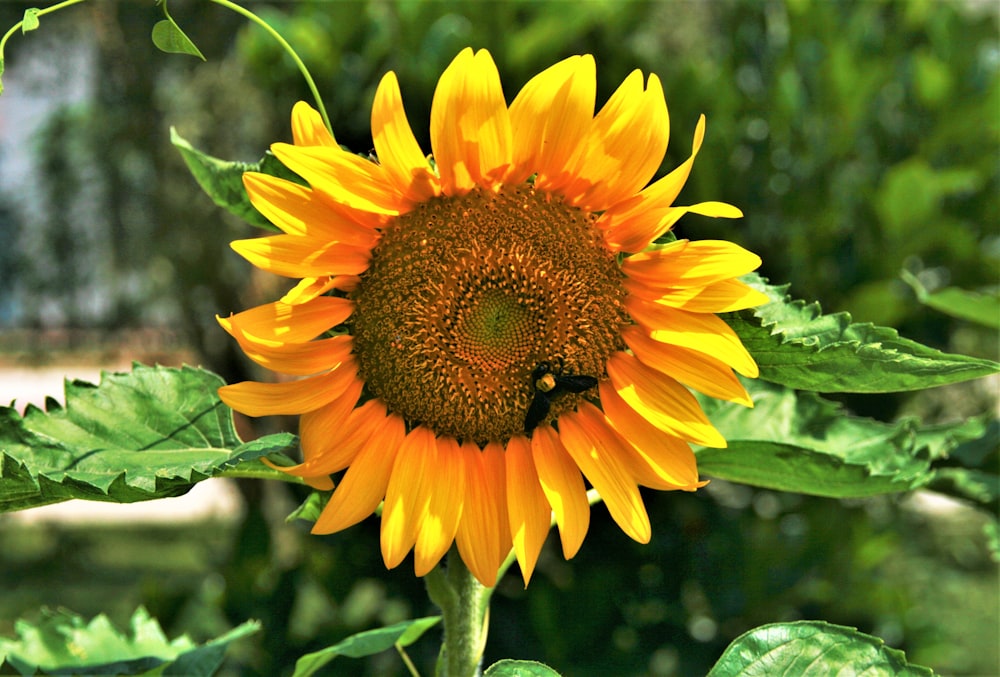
(425, 551), (492, 677)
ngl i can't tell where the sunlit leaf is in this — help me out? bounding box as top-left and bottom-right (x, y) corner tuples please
(485, 659), (563, 676)
(707, 621), (933, 676)
(171, 127), (306, 231)
(697, 379), (987, 498)
(292, 617), (441, 677)
(0, 363), (297, 512)
(21, 9), (40, 33)
(0, 606), (259, 677)
(150, 18), (205, 60)
(902, 269), (1000, 329)
(728, 273), (1000, 392)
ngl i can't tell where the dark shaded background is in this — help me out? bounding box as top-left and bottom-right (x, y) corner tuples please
(0, 1), (996, 675)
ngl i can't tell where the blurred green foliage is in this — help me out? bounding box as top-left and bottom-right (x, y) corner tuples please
(0, 0), (996, 676)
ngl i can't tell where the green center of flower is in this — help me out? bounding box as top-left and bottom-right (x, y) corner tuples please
(350, 185), (628, 444)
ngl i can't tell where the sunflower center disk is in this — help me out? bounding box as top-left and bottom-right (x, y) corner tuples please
(350, 185), (628, 444)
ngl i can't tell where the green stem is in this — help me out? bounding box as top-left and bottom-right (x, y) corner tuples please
(207, 0), (333, 135)
(425, 551), (492, 677)
(217, 463), (309, 484)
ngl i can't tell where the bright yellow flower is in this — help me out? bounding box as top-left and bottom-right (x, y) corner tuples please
(219, 48), (767, 587)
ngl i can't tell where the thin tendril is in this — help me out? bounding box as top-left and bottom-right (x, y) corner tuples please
(207, 0), (333, 135)
(0, 0), (89, 75)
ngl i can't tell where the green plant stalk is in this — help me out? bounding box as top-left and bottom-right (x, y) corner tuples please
(426, 551), (492, 677)
(207, 0), (333, 135)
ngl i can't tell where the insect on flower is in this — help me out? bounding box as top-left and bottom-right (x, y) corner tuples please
(524, 360), (598, 433)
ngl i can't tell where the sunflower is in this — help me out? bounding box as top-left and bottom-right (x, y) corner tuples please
(219, 48), (767, 587)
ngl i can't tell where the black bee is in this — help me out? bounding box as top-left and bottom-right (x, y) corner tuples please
(523, 360), (598, 433)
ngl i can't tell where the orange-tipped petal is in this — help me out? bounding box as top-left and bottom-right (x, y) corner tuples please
(231, 234), (372, 278)
(557, 408), (651, 544)
(504, 435), (551, 585)
(508, 55), (596, 185)
(559, 70), (669, 211)
(430, 48), (512, 195)
(381, 426), (438, 570)
(218, 367), (353, 417)
(456, 441), (508, 587)
(530, 425), (590, 559)
(271, 143), (408, 217)
(622, 240), (762, 290)
(625, 298), (759, 378)
(243, 173), (379, 248)
(311, 412), (406, 534)
(372, 71), (440, 202)
(606, 351), (727, 448)
(291, 101), (337, 147)
(622, 325), (752, 407)
(217, 296), (352, 345)
(414, 435), (465, 577)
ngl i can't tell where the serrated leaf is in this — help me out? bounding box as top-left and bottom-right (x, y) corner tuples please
(151, 19), (205, 60)
(728, 274), (1000, 392)
(902, 270), (1000, 329)
(291, 617), (441, 677)
(0, 606), (259, 677)
(21, 9), (40, 33)
(696, 379), (986, 498)
(484, 659), (563, 677)
(707, 621), (933, 676)
(171, 127), (305, 231)
(0, 363), (298, 512)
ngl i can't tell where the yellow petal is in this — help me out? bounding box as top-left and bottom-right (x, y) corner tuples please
(642, 278), (771, 314)
(271, 143), (407, 217)
(504, 435), (551, 585)
(290, 379), (373, 473)
(243, 173), (379, 248)
(530, 424), (590, 559)
(279, 277), (337, 305)
(372, 71), (440, 202)
(599, 115), (709, 252)
(556, 408), (651, 544)
(606, 351), (727, 448)
(599, 380), (704, 489)
(218, 367), (354, 417)
(623, 240), (762, 289)
(560, 70), (669, 211)
(217, 296), (353, 345)
(430, 48), (512, 195)
(414, 435), (465, 577)
(222, 320), (353, 375)
(622, 325), (752, 406)
(381, 426), (437, 570)
(230, 234), (371, 278)
(508, 55), (596, 185)
(312, 412), (406, 534)
(456, 440), (508, 587)
(290, 101), (337, 147)
(625, 298), (759, 378)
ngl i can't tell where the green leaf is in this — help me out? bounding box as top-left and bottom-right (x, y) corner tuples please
(171, 127), (305, 231)
(287, 489), (329, 524)
(150, 19), (205, 60)
(707, 621), (933, 676)
(21, 9), (41, 33)
(0, 606), (259, 676)
(484, 659), (563, 676)
(291, 616), (441, 677)
(0, 363), (298, 512)
(728, 274), (1000, 392)
(901, 270), (1000, 329)
(697, 379), (987, 498)
(926, 419), (999, 506)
